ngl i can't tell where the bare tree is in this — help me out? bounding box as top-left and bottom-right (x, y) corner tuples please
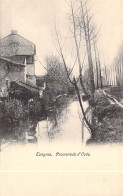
(93, 35), (99, 89)
(79, 0), (95, 95)
(53, 0), (101, 137)
(96, 47), (103, 88)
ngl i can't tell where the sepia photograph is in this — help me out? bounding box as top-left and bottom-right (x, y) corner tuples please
(0, 0), (123, 195)
(0, 0), (123, 174)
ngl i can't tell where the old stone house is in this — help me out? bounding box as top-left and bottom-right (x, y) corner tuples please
(0, 30), (44, 100)
(0, 57), (25, 97)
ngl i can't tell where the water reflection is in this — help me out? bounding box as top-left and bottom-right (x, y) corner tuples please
(0, 100), (91, 150)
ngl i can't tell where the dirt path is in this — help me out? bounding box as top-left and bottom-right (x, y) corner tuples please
(103, 90), (123, 108)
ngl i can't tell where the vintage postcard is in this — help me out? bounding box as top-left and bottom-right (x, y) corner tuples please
(0, 0), (123, 195)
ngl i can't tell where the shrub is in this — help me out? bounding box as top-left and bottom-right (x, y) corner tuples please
(1, 100), (28, 121)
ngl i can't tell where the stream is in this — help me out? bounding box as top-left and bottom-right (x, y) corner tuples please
(0, 99), (91, 151)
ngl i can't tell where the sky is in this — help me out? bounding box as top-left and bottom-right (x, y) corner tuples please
(0, 0), (123, 75)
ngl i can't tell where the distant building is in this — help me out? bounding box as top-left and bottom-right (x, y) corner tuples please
(0, 30), (44, 100)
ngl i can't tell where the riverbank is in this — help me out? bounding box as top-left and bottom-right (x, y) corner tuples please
(1, 89), (123, 145)
(89, 87), (123, 144)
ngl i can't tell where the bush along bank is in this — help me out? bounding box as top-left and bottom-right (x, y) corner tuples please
(0, 100), (27, 123)
(0, 98), (46, 123)
(88, 89), (123, 144)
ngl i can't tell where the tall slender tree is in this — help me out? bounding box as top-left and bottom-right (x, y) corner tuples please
(54, 0), (101, 137)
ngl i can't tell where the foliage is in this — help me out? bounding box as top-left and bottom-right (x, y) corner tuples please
(1, 100), (28, 121)
(28, 98), (45, 117)
(45, 55), (74, 105)
(0, 98), (45, 122)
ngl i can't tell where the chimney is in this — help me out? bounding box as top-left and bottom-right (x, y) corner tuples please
(11, 30), (18, 35)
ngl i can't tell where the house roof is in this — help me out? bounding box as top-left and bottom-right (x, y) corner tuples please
(0, 57), (26, 67)
(10, 81), (43, 99)
(0, 31), (36, 57)
(20, 81), (43, 91)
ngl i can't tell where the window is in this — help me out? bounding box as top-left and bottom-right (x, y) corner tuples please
(26, 56), (34, 64)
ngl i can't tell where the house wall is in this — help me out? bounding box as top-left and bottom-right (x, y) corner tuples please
(26, 63), (35, 75)
(10, 55), (35, 75)
(10, 55), (36, 85)
(0, 60), (25, 95)
(0, 31), (36, 57)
